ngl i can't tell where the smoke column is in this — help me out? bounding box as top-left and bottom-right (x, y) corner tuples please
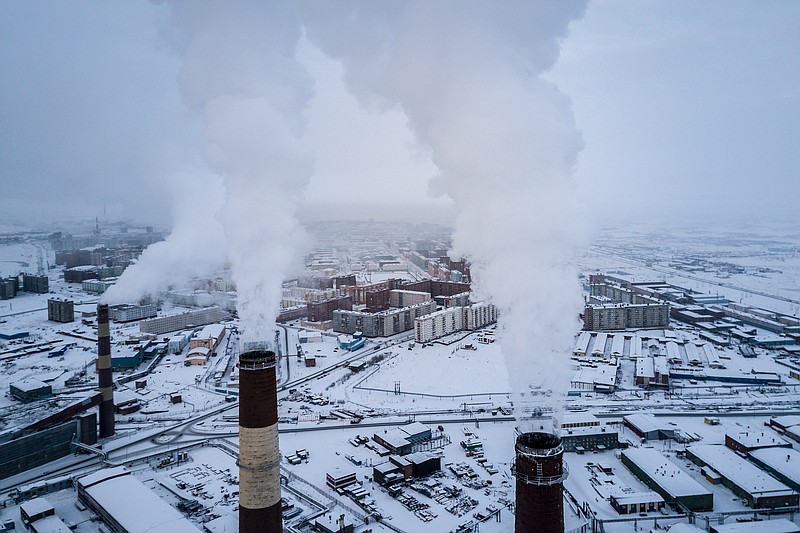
(302, 1), (588, 424)
(163, 1), (314, 341)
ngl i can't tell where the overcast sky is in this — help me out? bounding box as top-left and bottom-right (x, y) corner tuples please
(1, 1), (798, 228)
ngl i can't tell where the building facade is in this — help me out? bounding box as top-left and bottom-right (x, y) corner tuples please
(47, 298), (74, 323)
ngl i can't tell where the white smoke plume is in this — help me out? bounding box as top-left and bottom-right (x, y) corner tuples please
(303, 1), (588, 425)
(157, 1), (314, 342)
(102, 168), (226, 305)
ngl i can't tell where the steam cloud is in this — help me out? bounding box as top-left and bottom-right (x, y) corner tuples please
(160, 1), (313, 341)
(103, 169), (226, 304)
(303, 1), (588, 424)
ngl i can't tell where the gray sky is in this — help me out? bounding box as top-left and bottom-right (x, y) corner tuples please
(1, 1), (798, 227)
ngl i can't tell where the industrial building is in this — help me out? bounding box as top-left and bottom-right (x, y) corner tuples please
(77, 467), (202, 532)
(708, 519), (800, 533)
(0, 414), (97, 480)
(623, 414), (676, 441)
(686, 445), (799, 508)
(108, 303), (157, 322)
(168, 331), (191, 354)
(621, 448), (713, 511)
(748, 447), (800, 492)
(725, 431), (792, 453)
(372, 422), (432, 455)
(47, 298), (74, 323)
(9, 380), (52, 403)
(583, 301), (670, 331)
(372, 453), (441, 485)
(189, 323), (226, 354)
(139, 306), (227, 335)
(609, 492), (665, 515)
(326, 468), (357, 490)
(559, 425), (619, 453)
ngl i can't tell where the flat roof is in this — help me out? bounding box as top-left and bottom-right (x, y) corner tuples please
(749, 447), (800, 487)
(710, 518), (800, 533)
(611, 491), (664, 506)
(624, 413), (665, 435)
(688, 445), (795, 497)
(729, 431), (791, 449)
(622, 448), (710, 498)
(29, 515), (70, 533)
(20, 497), (54, 516)
(78, 467), (201, 532)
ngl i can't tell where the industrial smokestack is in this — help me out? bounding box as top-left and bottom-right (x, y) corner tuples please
(96, 304), (114, 438)
(514, 432), (567, 533)
(238, 346), (281, 533)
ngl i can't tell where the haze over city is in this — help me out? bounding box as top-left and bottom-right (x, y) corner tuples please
(0, 2), (799, 533)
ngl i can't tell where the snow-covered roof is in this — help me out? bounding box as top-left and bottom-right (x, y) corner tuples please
(28, 515), (70, 533)
(611, 490), (664, 506)
(11, 379), (50, 392)
(688, 445), (794, 497)
(624, 414), (665, 435)
(20, 497), (54, 517)
(78, 467), (202, 532)
(709, 518), (800, 533)
(197, 323), (225, 340)
(728, 431), (790, 449)
(749, 447), (800, 487)
(622, 448), (709, 498)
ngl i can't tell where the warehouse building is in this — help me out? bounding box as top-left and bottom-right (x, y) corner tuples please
(189, 323), (226, 353)
(621, 448), (713, 511)
(623, 414), (675, 441)
(373, 422), (431, 456)
(10, 380), (52, 403)
(725, 431), (792, 453)
(77, 466), (201, 532)
(747, 447), (800, 493)
(609, 491), (665, 515)
(686, 445), (798, 509)
(708, 519), (800, 533)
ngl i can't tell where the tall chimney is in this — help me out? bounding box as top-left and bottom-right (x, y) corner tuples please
(96, 304), (114, 438)
(238, 346), (282, 533)
(515, 432), (567, 533)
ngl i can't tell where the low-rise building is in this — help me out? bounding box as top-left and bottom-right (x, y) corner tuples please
(10, 380), (52, 403)
(725, 431), (791, 453)
(686, 445), (798, 509)
(621, 448), (713, 511)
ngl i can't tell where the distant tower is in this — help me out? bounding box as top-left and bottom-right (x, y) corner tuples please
(239, 347), (282, 533)
(96, 304), (115, 437)
(514, 432), (567, 533)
